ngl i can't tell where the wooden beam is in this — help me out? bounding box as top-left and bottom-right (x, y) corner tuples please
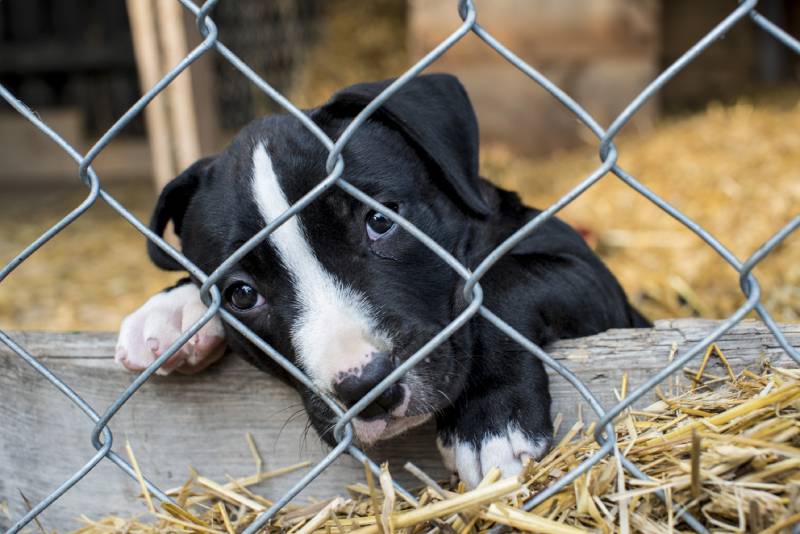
(1, 319), (797, 530)
(126, 0), (174, 190)
(155, 0), (202, 172)
(125, 0), (218, 191)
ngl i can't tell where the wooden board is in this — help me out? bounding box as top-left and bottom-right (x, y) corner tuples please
(1, 319), (798, 530)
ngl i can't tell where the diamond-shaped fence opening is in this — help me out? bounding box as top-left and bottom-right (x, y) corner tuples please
(1, 1), (799, 533)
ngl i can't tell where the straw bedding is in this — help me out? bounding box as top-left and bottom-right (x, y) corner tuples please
(482, 93), (800, 323)
(67, 346), (799, 533)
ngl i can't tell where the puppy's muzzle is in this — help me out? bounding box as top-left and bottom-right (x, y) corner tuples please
(333, 353), (404, 419)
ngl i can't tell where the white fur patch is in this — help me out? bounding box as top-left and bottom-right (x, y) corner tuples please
(251, 143), (386, 390)
(455, 441), (483, 488)
(446, 425), (549, 489)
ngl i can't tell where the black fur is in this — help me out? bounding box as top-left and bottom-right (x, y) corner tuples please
(146, 73), (649, 458)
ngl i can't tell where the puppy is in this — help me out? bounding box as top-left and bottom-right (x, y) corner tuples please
(116, 74), (649, 487)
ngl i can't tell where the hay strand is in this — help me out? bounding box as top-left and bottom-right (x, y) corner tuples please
(124, 440), (155, 515)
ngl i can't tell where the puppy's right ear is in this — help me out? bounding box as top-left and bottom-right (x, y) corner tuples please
(147, 156), (215, 271)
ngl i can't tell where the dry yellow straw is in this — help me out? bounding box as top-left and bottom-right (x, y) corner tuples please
(656, 383), (800, 442)
(761, 512), (800, 534)
(167, 460), (311, 502)
(363, 460), (384, 534)
(217, 502), (235, 534)
(161, 501), (204, 525)
(246, 432), (263, 473)
(196, 476), (266, 512)
(124, 441), (155, 515)
(296, 496), (344, 534)
(154, 513), (226, 533)
(378, 463), (396, 533)
(481, 502), (589, 534)
(349, 477), (521, 534)
(690, 430), (702, 498)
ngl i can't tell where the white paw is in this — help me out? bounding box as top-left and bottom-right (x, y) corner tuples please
(439, 426), (550, 489)
(115, 283), (226, 375)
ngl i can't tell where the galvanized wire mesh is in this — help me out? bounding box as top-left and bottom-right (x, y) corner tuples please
(2, 1), (800, 533)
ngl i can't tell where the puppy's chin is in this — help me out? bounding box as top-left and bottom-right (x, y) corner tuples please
(351, 413), (431, 446)
(341, 383), (427, 446)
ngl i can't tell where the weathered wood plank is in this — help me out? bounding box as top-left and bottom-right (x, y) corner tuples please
(1, 319), (798, 530)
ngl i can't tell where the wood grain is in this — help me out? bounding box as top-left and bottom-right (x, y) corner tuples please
(1, 319), (797, 530)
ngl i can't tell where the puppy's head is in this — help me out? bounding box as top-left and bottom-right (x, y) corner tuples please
(148, 74), (491, 445)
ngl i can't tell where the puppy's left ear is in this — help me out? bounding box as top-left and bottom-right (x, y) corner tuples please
(319, 73), (490, 217)
(147, 156), (215, 271)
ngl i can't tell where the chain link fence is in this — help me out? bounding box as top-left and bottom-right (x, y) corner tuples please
(2, 1), (800, 532)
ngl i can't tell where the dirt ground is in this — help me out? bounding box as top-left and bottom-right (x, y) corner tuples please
(0, 183), (176, 331)
(0, 93), (798, 332)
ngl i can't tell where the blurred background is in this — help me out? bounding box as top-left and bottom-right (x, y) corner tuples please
(0, 0), (798, 331)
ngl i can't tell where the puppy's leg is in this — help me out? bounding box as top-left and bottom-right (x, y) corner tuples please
(436, 354), (552, 488)
(116, 279), (227, 375)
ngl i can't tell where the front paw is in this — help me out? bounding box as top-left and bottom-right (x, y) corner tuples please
(116, 282), (226, 375)
(437, 425), (550, 488)
(436, 384), (552, 488)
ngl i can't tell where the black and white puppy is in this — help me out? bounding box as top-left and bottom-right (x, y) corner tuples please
(116, 74), (649, 488)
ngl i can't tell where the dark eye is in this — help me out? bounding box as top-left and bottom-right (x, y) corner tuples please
(225, 282), (266, 311)
(366, 203), (399, 241)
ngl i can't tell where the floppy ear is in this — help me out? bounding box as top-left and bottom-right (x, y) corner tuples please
(147, 157), (215, 271)
(319, 73), (490, 217)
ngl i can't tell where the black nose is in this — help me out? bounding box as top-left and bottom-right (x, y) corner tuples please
(333, 353), (404, 419)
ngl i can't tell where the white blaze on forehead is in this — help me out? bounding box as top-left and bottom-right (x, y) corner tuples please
(250, 142), (384, 390)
